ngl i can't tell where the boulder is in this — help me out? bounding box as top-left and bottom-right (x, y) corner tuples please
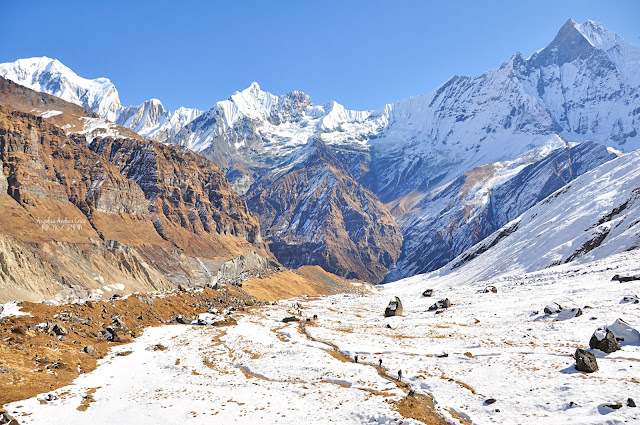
(0, 410), (19, 425)
(628, 398), (636, 408)
(384, 297), (403, 317)
(555, 307), (583, 321)
(104, 326), (132, 343)
(50, 323), (68, 336)
(481, 286), (497, 294)
(175, 315), (194, 324)
(422, 289), (434, 297)
(428, 298), (451, 311)
(589, 329), (621, 353)
(607, 318), (640, 344)
(282, 316), (299, 323)
(111, 316), (128, 331)
(621, 295), (639, 304)
(574, 348), (598, 373)
(612, 274), (640, 282)
(83, 345), (97, 356)
(544, 303), (562, 314)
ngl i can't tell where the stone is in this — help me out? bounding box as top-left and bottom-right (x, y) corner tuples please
(282, 316), (299, 323)
(104, 326), (132, 343)
(428, 298), (451, 311)
(544, 303), (562, 314)
(621, 295), (639, 304)
(481, 285), (497, 294)
(607, 318), (640, 344)
(485, 398), (497, 405)
(84, 345), (97, 356)
(50, 323), (68, 336)
(628, 398), (636, 408)
(116, 350), (133, 357)
(422, 289), (434, 297)
(175, 315), (194, 324)
(0, 410), (19, 425)
(605, 403), (623, 410)
(589, 329), (620, 353)
(384, 297), (403, 317)
(612, 274), (640, 282)
(112, 316), (128, 331)
(574, 348), (598, 373)
(555, 307), (583, 321)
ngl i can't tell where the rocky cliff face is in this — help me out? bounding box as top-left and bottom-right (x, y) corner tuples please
(0, 102), (272, 302)
(246, 143), (402, 283)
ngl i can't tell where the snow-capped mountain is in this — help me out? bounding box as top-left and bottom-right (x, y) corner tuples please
(0, 56), (201, 140)
(1, 19), (638, 282)
(115, 99), (202, 141)
(0, 57), (122, 121)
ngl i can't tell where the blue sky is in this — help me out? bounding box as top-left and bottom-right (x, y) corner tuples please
(1, 0), (638, 111)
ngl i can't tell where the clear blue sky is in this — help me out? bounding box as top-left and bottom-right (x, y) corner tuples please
(1, 0), (638, 111)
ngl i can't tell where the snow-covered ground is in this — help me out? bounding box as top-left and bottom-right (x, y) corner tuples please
(6, 251), (640, 424)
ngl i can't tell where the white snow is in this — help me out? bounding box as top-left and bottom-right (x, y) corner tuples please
(6, 251), (640, 424)
(0, 301), (31, 318)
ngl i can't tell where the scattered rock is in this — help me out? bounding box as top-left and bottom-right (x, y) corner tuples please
(485, 398), (497, 405)
(44, 393), (57, 401)
(384, 296), (403, 317)
(282, 316), (299, 323)
(177, 284), (187, 292)
(543, 303), (562, 314)
(589, 329), (620, 353)
(574, 348), (598, 373)
(0, 410), (19, 425)
(50, 323), (68, 336)
(422, 289), (434, 297)
(109, 294), (122, 300)
(135, 295), (154, 307)
(628, 398), (636, 408)
(111, 315), (128, 331)
(436, 353), (449, 358)
(612, 274), (640, 282)
(153, 344), (167, 351)
(605, 403), (623, 410)
(116, 350), (133, 357)
(480, 285), (497, 294)
(621, 295), (639, 304)
(83, 345), (97, 356)
(555, 307), (583, 321)
(175, 315), (194, 324)
(428, 298), (451, 311)
(104, 326), (132, 343)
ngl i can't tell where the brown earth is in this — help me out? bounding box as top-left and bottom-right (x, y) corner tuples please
(0, 266), (362, 409)
(0, 82), (271, 302)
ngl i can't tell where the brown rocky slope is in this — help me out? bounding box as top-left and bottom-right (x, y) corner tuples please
(0, 99), (272, 302)
(246, 143), (403, 283)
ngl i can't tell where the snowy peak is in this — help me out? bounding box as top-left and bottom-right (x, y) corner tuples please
(0, 56), (203, 140)
(530, 19), (596, 67)
(0, 56), (122, 121)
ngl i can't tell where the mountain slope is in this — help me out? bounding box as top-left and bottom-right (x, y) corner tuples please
(386, 141), (617, 280)
(0, 89), (272, 302)
(429, 148), (640, 284)
(246, 142), (402, 283)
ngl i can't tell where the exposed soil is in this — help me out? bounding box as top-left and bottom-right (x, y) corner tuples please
(0, 285), (257, 408)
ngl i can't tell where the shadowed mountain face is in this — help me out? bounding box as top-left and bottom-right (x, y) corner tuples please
(246, 143), (403, 283)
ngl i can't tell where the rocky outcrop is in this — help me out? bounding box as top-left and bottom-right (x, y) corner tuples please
(0, 102), (273, 302)
(574, 349), (598, 373)
(246, 143), (402, 283)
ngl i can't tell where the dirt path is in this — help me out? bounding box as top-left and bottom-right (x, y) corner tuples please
(299, 322), (451, 425)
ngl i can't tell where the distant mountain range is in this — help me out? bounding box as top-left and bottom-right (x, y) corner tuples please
(0, 18), (638, 287)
